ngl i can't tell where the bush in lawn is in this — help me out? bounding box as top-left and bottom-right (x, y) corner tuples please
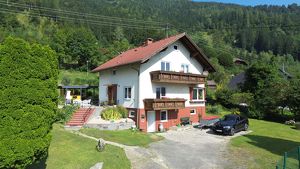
(207, 104), (222, 115)
(0, 37), (58, 168)
(101, 107), (122, 120)
(56, 105), (78, 123)
(116, 105), (128, 118)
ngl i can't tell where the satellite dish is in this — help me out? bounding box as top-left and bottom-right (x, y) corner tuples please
(203, 71), (209, 76)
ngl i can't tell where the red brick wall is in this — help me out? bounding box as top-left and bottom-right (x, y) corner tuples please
(135, 106), (206, 132)
(137, 109), (147, 132)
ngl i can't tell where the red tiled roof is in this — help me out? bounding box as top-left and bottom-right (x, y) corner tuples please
(92, 32), (215, 72)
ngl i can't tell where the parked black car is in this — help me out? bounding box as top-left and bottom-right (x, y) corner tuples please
(212, 114), (249, 136)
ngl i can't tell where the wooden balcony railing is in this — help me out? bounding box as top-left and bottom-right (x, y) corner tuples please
(150, 71), (206, 84)
(144, 98), (186, 110)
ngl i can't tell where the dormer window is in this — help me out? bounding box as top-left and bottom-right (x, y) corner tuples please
(161, 61), (170, 71)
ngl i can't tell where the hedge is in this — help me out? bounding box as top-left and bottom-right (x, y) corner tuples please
(0, 37), (58, 168)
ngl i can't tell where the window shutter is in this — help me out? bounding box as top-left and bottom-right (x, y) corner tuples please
(189, 87), (193, 100)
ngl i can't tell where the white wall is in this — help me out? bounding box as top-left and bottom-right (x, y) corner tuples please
(99, 63), (139, 108)
(139, 41), (205, 108)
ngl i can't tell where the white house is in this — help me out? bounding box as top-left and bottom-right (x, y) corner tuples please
(92, 33), (215, 132)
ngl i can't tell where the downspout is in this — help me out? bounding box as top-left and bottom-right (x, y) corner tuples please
(131, 67), (140, 129)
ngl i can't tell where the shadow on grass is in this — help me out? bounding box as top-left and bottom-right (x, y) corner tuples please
(243, 135), (300, 156)
(26, 155), (47, 169)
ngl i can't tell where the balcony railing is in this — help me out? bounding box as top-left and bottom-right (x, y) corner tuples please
(144, 98), (186, 110)
(150, 70), (206, 84)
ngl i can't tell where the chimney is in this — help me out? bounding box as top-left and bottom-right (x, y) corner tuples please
(145, 38), (154, 46)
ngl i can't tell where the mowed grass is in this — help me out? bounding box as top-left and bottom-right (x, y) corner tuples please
(80, 128), (164, 147)
(229, 119), (300, 169)
(46, 124), (131, 169)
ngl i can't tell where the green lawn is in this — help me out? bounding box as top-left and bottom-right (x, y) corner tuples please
(46, 124), (131, 169)
(58, 70), (98, 85)
(80, 128), (164, 147)
(229, 119), (300, 169)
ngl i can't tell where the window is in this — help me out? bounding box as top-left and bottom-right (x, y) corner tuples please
(129, 110), (135, 118)
(190, 109), (196, 115)
(192, 88), (204, 101)
(160, 110), (168, 122)
(161, 61), (170, 71)
(156, 87), (166, 99)
(181, 64), (189, 73)
(174, 45), (178, 50)
(112, 70), (116, 75)
(124, 87), (132, 99)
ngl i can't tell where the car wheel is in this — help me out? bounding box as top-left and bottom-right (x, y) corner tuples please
(229, 128), (235, 136)
(244, 124), (248, 131)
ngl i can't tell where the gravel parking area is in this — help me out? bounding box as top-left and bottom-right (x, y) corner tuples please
(135, 127), (251, 169)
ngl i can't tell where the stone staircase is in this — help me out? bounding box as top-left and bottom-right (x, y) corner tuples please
(66, 108), (95, 126)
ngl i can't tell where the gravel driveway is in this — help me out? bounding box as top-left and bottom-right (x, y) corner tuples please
(148, 127), (232, 169)
(127, 126), (251, 169)
(127, 127), (250, 169)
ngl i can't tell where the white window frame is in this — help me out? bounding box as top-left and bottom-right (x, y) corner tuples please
(161, 61), (170, 71)
(192, 88), (204, 101)
(129, 110), (135, 118)
(181, 64), (189, 73)
(190, 109), (196, 115)
(160, 110), (168, 122)
(124, 86), (132, 100)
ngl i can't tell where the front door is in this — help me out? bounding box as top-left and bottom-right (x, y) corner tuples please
(107, 85), (117, 105)
(147, 111), (156, 132)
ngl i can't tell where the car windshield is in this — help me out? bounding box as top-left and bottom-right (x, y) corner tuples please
(223, 115), (237, 121)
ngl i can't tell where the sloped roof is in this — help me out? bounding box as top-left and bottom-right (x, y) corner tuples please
(92, 32), (215, 72)
(228, 72), (246, 90)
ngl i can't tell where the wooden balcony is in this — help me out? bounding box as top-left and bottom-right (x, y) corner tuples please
(150, 71), (206, 84)
(144, 98), (186, 110)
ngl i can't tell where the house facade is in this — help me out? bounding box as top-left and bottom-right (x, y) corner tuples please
(92, 33), (215, 132)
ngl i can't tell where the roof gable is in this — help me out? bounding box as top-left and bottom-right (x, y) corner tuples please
(92, 33), (215, 72)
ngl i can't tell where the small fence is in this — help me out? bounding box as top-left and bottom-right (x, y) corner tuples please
(276, 146), (300, 169)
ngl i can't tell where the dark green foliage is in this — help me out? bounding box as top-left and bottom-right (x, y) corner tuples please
(287, 79), (300, 119)
(215, 87), (234, 108)
(206, 104), (222, 115)
(65, 28), (99, 68)
(230, 92), (254, 106)
(217, 52), (234, 67)
(242, 63), (295, 120)
(0, 37), (58, 168)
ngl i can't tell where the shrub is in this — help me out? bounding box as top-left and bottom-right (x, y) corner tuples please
(215, 88), (234, 108)
(207, 104), (222, 115)
(0, 37), (58, 168)
(56, 105), (78, 123)
(116, 105), (128, 118)
(101, 107), (122, 120)
(247, 108), (264, 119)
